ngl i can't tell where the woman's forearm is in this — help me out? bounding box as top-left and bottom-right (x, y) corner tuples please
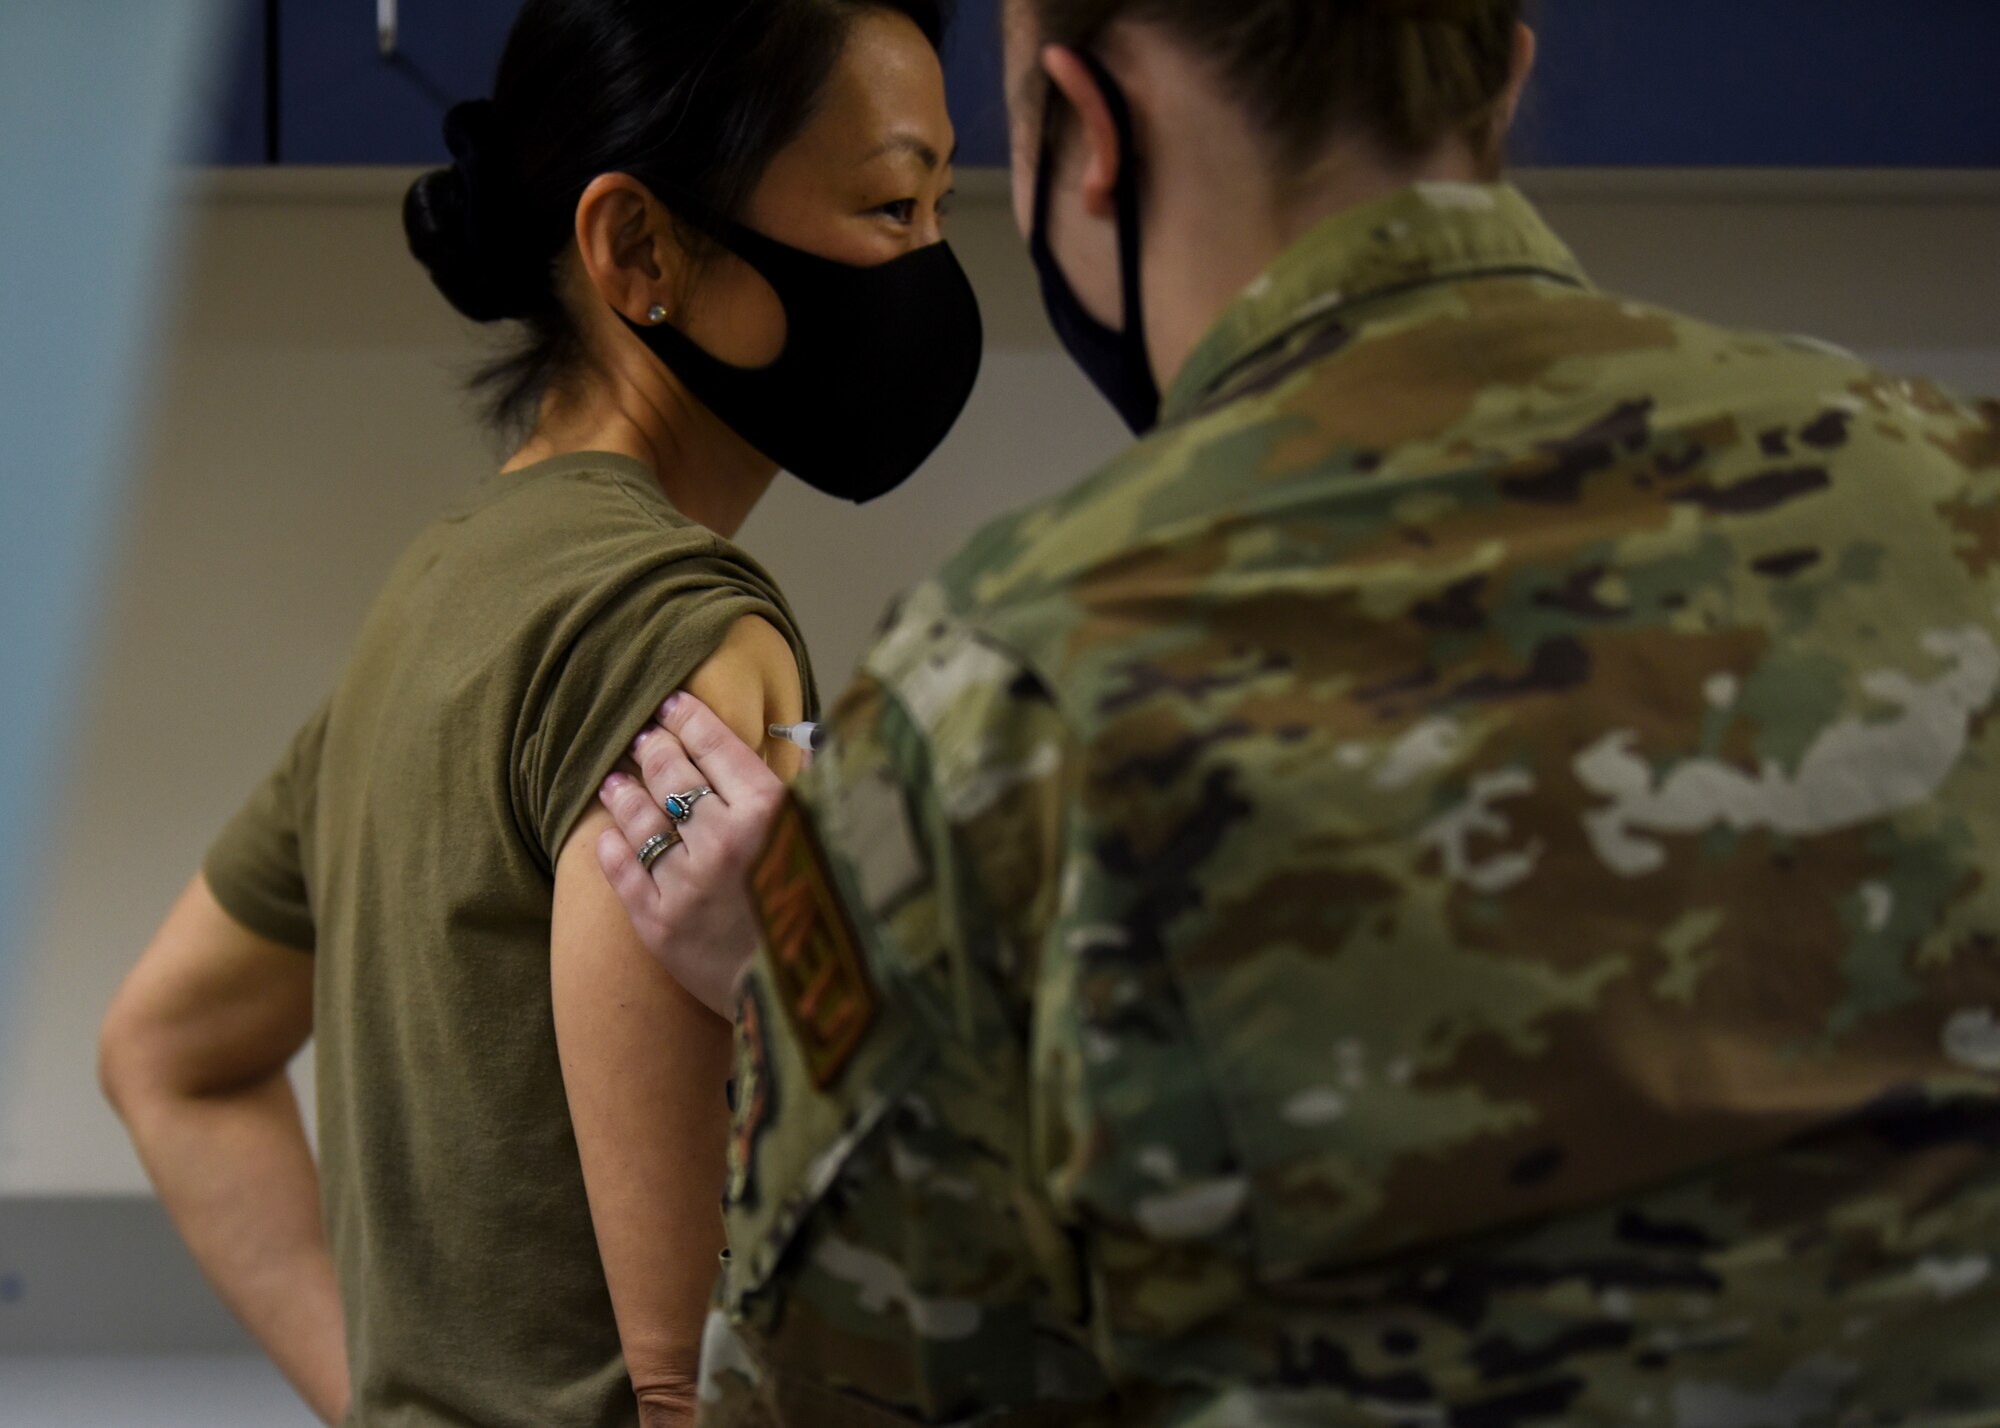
(117, 1073), (350, 1424)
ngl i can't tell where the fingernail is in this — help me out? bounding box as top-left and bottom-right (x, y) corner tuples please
(663, 692), (684, 718)
(634, 727), (655, 748)
(601, 773), (628, 799)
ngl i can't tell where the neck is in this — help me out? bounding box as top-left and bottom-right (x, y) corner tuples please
(505, 358), (777, 539)
(1123, 42), (1489, 399)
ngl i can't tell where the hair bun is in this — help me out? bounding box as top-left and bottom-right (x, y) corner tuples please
(403, 99), (553, 323)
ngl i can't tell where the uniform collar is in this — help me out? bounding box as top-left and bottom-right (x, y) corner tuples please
(1164, 182), (1591, 424)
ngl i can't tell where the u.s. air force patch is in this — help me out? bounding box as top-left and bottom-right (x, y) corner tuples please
(749, 791), (877, 1089)
(725, 981), (773, 1210)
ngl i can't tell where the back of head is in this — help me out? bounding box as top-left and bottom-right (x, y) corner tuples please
(1025, 0), (1523, 172)
(403, 0), (946, 437)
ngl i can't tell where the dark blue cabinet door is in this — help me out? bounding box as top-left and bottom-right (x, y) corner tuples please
(192, 0), (268, 165)
(931, 0), (2000, 170)
(278, 0), (512, 164)
(272, 0), (2000, 168)
(1521, 1), (2000, 167)
(275, 0), (1013, 166)
(942, 0), (1009, 169)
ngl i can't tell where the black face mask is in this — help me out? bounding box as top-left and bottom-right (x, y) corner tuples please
(624, 202), (984, 505)
(1029, 51), (1161, 435)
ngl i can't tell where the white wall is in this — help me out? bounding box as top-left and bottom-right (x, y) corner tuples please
(4, 170), (1997, 1194)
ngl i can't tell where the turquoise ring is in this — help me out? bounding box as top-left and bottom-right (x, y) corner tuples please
(663, 787), (713, 824)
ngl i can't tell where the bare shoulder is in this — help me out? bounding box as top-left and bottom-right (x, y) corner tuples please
(683, 616), (807, 777)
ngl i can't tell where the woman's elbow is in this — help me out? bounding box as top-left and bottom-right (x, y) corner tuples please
(97, 996), (147, 1120)
(97, 983), (170, 1121)
(97, 977), (201, 1121)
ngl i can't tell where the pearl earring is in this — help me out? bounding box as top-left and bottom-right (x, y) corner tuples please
(646, 304), (668, 325)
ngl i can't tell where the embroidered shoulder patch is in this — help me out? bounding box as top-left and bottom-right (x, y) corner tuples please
(749, 792), (878, 1089)
(725, 982), (774, 1210)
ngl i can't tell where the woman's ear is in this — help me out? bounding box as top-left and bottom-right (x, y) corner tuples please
(574, 173), (677, 323)
(1039, 44), (1126, 222)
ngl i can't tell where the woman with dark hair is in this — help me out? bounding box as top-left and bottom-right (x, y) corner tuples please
(97, 2), (978, 1425)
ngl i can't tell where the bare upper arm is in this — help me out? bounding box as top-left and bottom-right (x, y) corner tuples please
(99, 874), (315, 1103)
(681, 615), (807, 782)
(547, 613), (803, 1398)
(552, 811), (733, 1403)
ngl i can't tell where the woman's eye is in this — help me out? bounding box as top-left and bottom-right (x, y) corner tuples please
(875, 199), (919, 225)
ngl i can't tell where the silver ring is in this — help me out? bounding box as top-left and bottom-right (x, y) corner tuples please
(637, 830), (679, 870)
(662, 787), (713, 824)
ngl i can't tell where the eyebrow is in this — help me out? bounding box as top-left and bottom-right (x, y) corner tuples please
(859, 133), (958, 171)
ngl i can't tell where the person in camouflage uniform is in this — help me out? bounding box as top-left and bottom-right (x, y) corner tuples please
(595, 1), (2000, 1423)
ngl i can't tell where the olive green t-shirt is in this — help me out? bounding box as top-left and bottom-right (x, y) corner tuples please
(204, 452), (818, 1428)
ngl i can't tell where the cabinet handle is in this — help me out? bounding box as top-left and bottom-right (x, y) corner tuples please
(378, 0), (398, 56)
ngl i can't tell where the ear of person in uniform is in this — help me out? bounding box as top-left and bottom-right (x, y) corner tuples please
(1488, 21), (1538, 173)
(1040, 45), (1126, 225)
(1032, 44), (1133, 334)
(997, 1), (1122, 325)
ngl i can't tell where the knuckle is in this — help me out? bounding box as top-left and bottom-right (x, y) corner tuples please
(663, 694), (703, 731)
(684, 710), (729, 756)
(611, 780), (654, 824)
(636, 736), (673, 784)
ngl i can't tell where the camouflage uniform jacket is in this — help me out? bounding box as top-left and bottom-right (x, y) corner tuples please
(703, 183), (2000, 1427)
